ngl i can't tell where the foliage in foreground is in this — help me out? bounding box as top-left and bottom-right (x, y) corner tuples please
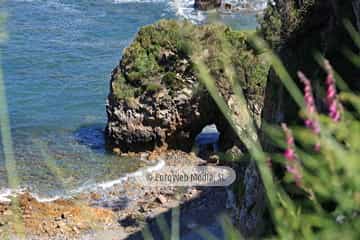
(193, 22), (360, 239)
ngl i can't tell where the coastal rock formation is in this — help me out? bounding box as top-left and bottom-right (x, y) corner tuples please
(105, 20), (269, 153)
(194, 0), (222, 11)
(260, 0), (360, 127)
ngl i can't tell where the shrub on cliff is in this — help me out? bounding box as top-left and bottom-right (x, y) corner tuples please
(111, 20), (268, 103)
(194, 25), (360, 237)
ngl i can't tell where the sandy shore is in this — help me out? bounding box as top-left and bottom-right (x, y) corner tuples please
(0, 150), (235, 240)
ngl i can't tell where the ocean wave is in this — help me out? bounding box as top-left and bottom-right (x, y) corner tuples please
(0, 158), (166, 203)
(169, 0), (268, 24)
(111, 0), (205, 23)
(169, 0), (206, 23)
(0, 188), (26, 203)
(68, 158), (165, 195)
(12, 0), (81, 14)
(223, 0), (268, 11)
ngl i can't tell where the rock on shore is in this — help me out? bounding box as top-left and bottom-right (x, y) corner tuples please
(105, 20), (269, 153)
(194, 0), (222, 11)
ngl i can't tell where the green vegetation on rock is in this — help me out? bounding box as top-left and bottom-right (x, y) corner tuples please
(111, 20), (270, 106)
(259, 0), (360, 126)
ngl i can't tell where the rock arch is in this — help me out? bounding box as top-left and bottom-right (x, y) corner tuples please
(105, 20), (268, 153)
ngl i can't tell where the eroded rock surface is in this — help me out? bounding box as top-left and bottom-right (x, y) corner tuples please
(106, 20), (269, 153)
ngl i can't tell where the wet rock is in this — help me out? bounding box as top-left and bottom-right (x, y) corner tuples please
(194, 0), (222, 11)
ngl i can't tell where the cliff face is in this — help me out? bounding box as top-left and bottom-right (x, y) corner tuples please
(260, 0), (360, 126)
(105, 20), (269, 153)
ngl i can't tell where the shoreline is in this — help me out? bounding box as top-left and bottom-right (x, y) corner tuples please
(0, 150), (235, 240)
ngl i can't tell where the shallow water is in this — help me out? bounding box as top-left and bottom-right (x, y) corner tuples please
(0, 0), (264, 199)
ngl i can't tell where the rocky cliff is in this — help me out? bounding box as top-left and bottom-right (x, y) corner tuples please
(260, 0), (360, 126)
(105, 20), (269, 153)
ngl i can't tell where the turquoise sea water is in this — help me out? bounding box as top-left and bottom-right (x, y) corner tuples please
(0, 0), (261, 199)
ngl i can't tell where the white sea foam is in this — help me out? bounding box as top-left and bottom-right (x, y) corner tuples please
(0, 158), (166, 203)
(170, 0), (206, 23)
(0, 188), (26, 203)
(223, 0), (268, 11)
(169, 0), (268, 23)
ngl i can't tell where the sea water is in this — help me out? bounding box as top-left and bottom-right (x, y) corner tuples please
(0, 0), (265, 200)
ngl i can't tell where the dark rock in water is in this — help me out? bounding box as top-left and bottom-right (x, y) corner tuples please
(105, 20), (269, 153)
(224, 3), (232, 10)
(194, 0), (222, 11)
(74, 124), (106, 152)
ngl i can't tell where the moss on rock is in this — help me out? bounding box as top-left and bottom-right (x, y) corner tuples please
(259, 0), (360, 142)
(111, 20), (268, 103)
(106, 20), (270, 152)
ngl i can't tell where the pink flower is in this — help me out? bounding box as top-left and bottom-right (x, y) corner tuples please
(282, 123), (303, 187)
(284, 148), (296, 161)
(298, 71), (321, 134)
(324, 60), (342, 122)
(286, 165), (303, 187)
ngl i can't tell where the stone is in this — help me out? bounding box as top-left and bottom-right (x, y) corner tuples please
(224, 3), (232, 10)
(239, 162), (266, 237)
(112, 147), (121, 155)
(72, 226), (80, 234)
(208, 154), (220, 163)
(194, 0), (222, 11)
(155, 195), (168, 205)
(105, 20), (269, 153)
(118, 215), (138, 228)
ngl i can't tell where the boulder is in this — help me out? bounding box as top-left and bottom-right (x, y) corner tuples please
(105, 20), (269, 153)
(194, 0), (222, 11)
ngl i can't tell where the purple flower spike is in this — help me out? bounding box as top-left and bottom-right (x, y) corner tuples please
(286, 165), (303, 187)
(298, 71), (321, 134)
(297, 71), (321, 151)
(324, 60), (342, 122)
(282, 123), (296, 159)
(282, 123), (303, 187)
(284, 148), (296, 161)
